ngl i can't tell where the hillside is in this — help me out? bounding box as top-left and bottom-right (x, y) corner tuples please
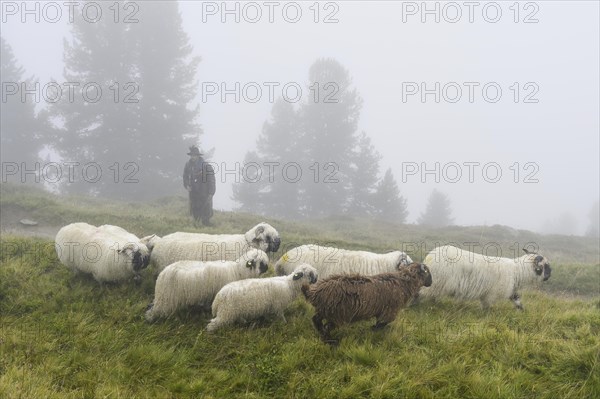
(1, 183), (599, 398)
(2, 183), (598, 265)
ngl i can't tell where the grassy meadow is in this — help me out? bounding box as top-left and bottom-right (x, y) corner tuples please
(1, 184), (599, 398)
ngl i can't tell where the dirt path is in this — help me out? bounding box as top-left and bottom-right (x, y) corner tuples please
(0, 205), (60, 239)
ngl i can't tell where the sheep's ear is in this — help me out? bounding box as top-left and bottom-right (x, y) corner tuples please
(118, 242), (137, 255)
(522, 248), (537, 255)
(396, 254), (408, 269)
(293, 271), (304, 280)
(255, 226), (265, 237)
(246, 260), (255, 268)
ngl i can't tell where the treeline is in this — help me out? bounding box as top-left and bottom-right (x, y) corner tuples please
(232, 58), (410, 223)
(1, 2), (200, 199)
(3, 1), (598, 233)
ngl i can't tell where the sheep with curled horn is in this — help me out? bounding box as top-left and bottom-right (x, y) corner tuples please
(419, 246), (551, 310)
(145, 249), (269, 322)
(276, 244), (412, 279)
(150, 222), (281, 273)
(302, 262), (432, 345)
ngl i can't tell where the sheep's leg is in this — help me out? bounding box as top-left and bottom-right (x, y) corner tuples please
(144, 303), (155, 322)
(322, 322), (339, 346)
(312, 313), (325, 334)
(312, 314), (338, 345)
(510, 293), (524, 311)
(276, 310), (287, 324)
(410, 293), (421, 306)
(480, 298), (491, 310)
(206, 317), (223, 333)
(371, 321), (389, 330)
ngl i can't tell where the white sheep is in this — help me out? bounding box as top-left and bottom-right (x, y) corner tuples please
(145, 248), (270, 321)
(420, 246), (552, 309)
(275, 244), (412, 279)
(150, 222), (280, 272)
(140, 234), (161, 252)
(206, 264), (319, 332)
(54, 222), (150, 283)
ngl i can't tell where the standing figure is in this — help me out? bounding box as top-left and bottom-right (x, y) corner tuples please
(183, 146), (216, 226)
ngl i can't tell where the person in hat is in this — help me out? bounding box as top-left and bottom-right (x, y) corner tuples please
(183, 146), (216, 226)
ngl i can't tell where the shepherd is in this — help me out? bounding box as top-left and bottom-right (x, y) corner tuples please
(183, 146), (216, 226)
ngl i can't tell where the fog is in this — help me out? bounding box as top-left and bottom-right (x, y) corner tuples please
(2, 1), (599, 235)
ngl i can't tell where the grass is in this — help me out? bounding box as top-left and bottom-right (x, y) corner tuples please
(1, 184), (599, 398)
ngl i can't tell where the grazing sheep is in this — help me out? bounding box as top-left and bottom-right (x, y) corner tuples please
(97, 224), (139, 242)
(275, 244), (412, 279)
(303, 263), (432, 344)
(54, 222), (150, 283)
(140, 234), (161, 252)
(206, 264), (318, 332)
(145, 249), (270, 321)
(97, 225), (159, 253)
(150, 222), (280, 272)
(420, 246), (552, 310)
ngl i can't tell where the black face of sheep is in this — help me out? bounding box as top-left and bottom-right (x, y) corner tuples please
(543, 264), (552, 281)
(246, 260), (269, 274)
(259, 261), (269, 274)
(532, 255), (552, 281)
(294, 270), (318, 284)
(419, 263), (433, 287)
(523, 249), (552, 282)
(132, 251), (150, 272)
(266, 236), (281, 252)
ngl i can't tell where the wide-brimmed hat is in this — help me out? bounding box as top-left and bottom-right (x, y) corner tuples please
(187, 146), (202, 156)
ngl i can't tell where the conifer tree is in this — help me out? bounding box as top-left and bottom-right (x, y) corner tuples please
(372, 169), (408, 223)
(50, 1), (200, 198)
(418, 189), (454, 227)
(348, 132), (381, 216)
(298, 58), (364, 217)
(1, 37), (46, 174)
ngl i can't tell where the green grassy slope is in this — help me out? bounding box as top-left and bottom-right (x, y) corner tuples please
(1, 184), (599, 398)
(2, 183), (598, 265)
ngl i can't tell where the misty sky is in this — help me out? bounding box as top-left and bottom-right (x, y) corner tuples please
(2, 1), (599, 234)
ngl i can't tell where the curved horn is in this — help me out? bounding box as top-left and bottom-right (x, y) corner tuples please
(522, 248), (537, 255)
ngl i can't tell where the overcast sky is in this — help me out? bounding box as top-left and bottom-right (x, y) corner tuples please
(2, 1), (599, 234)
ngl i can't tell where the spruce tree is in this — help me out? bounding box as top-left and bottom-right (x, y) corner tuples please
(50, 1), (200, 199)
(418, 189), (454, 227)
(131, 2), (201, 199)
(50, 2), (136, 196)
(233, 100), (302, 219)
(299, 58), (363, 218)
(372, 169), (408, 223)
(232, 151), (266, 216)
(348, 132), (381, 216)
(233, 58), (383, 220)
(1, 37), (46, 176)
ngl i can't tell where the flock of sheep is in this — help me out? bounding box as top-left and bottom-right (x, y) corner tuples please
(54, 221), (552, 344)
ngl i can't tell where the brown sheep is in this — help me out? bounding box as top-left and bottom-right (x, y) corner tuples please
(302, 262), (432, 344)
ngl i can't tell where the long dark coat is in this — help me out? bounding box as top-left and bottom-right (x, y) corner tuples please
(183, 158), (216, 222)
